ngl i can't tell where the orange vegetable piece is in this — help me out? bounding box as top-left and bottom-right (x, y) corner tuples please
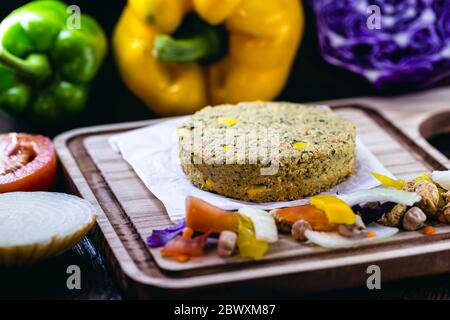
(182, 227), (194, 238)
(271, 205), (336, 231)
(186, 196), (238, 233)
(423, 226), (436, 235)
(366, 231), (377, 238)
(175, 255), (190, 263)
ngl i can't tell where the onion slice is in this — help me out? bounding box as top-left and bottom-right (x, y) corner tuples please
(338, 187), (421, 207)
(0, 192), (97, 266)
(238, 207), (278, 243)
(432, 170), (450, 190)
(305, 223), (399, 249)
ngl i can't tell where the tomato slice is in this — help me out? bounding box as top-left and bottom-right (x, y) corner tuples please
(161, 233), (210, 260)
(0, 133), (57, 193)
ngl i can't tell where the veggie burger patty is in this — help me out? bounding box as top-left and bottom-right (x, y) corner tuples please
(178, 102), (356, 202)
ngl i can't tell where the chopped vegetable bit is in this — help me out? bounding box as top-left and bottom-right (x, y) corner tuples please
(147, 220), (186, 248)
(338, 187), (421, 207)
(160, 233), (210, 261)
(292, 141), (308, 150)
(236, 215), (268, 259)
(271, 205), (336, 232)
(186, 197), (238, 233)
(246, 185), (267, 196)
(218, 117), (237, 127)
(366, 231), (377, 238)
(423, 226), (436, 236)
(310, 195), (356, 225)
(175, 255), (190, 263)
(432, 170), (450, 190)
(205, 179), (214, 189)
(238, 207), (278, 243)
(371, 172), (406, 190)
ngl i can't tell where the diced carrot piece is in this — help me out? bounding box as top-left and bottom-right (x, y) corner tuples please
(366, 231), (377, 238)
(423, 226), (436, 235)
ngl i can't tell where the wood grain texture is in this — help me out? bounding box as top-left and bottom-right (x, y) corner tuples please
(54, 90), (450, 298)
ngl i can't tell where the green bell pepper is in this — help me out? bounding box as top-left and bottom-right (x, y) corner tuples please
(0, 0), (107, 122)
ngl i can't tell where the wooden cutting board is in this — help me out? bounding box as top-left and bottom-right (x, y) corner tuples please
(54, 88), (450, 299)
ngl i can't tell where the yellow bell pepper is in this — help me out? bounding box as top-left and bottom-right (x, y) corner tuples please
(113, 0), (304, 116)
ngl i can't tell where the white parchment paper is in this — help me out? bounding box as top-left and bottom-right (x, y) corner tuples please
(110, 117), (393, 222)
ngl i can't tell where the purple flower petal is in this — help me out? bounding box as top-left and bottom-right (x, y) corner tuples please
(147, 220), (186, 248)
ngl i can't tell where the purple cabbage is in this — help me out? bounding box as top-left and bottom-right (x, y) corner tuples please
(146, 220), (186, 248)
(313, 0), (450, 89)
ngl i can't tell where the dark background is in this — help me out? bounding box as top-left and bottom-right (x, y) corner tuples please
(1, 0), (449, 300)
(0, 0), (379, 135)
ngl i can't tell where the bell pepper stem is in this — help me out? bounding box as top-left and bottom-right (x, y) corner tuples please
(154, 28), (222, 63)
(0, 48), (52, 83)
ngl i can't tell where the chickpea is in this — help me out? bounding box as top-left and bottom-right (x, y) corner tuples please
(217, 231), (237, 257)
(338, 215), (365, 237)
(291, 220), (312, 241)
(402, 207), (427, 231)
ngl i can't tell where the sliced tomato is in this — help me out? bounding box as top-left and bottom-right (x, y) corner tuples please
(0, 133), (57, 193)
(161, 233), (210, 260)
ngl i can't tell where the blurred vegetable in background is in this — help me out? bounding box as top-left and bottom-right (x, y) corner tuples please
(313, 0), (450, 90)
(0, 0), (107, 123)
(114, 0), (304, 116)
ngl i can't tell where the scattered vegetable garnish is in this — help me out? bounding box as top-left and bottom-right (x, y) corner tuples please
(186, 197), (238, 233)
(238, 207), (278, 243)
(338, 188), (421, 207)
(310, 195), (356, 225)
(292, 141), (308, 150)
(236, 215), (268, 260)
(432, 170), (450, 190)
(271, 205), (336, 232)
(218, 117), (237, 127)
(423, 226), (436, 236)
(304, 223), (398, 249)
(146, 220), (186, 248)
(371, 172), (406, 190)
(160, 233), (210, 262)
(366, 231), (377, 238)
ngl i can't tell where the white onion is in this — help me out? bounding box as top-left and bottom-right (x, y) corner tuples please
(238, 207), (278, 243)
(338, 187), (421, 207)
(432, 170), (450, 190)
(305, 223), (398, 249)
(0, 192), (96, 266)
